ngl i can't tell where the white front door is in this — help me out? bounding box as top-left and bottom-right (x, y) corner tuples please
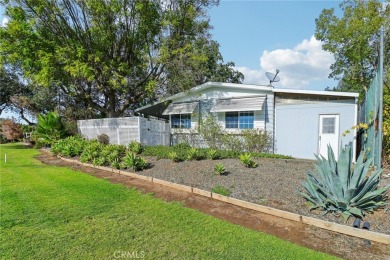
(318, 114), (340, 159)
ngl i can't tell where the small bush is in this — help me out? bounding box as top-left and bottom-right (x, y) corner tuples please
(129, 141), (143, 154)
(241, 129), (272, 153)
(121, 152), (148, 171)
(80, 140), (103, 163)
(239, 153), (258, 168)
(187, 147), (205, 160)
(111, 158), (121, 169)
(51, 136), (86, 157)
(207, 149), (219, 160)
(212, 185), (232, 196)
(168, 151), (183, 162)
(214, 163), (226, 175)
(97, 134), (110, 145)
(173, 142), (191, 150)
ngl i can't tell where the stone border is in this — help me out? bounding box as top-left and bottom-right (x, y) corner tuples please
(60, 156), (390, 245)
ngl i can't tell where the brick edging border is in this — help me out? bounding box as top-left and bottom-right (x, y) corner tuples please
(59, 156), (390, 245)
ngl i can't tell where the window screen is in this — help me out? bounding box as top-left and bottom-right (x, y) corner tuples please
(239, 111), (254, 129)
(225, 111), (254, 129)
(171, 114), (191, 129)
(225, 112), (239, 128)
(322, 117), (335, 134)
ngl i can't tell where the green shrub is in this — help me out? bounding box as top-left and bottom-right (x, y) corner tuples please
(111, 158), (121, 169)
(239, 153), (258, 168)
(187, 147), (205, 160)
(35, 112), (68, 146)
(97, 134), (110, 145)
(300, 145), (390, 221)
(207, 149), (219, 160)
(173, 142), (191, 150)
(121, 151), (148, 171)
(91, 144), (126, 167)
(141, 145), (291, 161)
(51, 136), (86, 157)
(168, 151), (183, 162)
(129, 141), (143, 154)
(241, 129), (272, 153)
(92, 156), (107, 166)
(214, 163), (226, 175)
(80, 140), (103, 163)
(142, 145), (172, 159)
(212, 185), (232, 196)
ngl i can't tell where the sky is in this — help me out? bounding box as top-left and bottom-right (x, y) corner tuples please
(0, 1), (344, 120)
(208, 0), (343, 90)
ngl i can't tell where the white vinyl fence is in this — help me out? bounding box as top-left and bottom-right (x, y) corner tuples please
(77, 117), (170, 146)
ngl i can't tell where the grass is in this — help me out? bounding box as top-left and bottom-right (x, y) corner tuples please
(0, 143), (336, 259)
(212, 185), (232, 196)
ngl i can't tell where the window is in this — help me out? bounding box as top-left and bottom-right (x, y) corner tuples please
(171, 114), (191, 129)
(322, 117), (335, 134)
(225, 111), (254, 129)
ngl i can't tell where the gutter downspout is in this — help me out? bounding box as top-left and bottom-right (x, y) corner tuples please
(273, 94), (276, 154)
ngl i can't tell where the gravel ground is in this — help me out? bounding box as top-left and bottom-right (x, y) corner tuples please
(132, 156), (390, 235)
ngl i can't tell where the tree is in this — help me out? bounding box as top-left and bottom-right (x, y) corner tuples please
(0, 0), (243, 118)
(315, 0), (389, 94)
(1, 118), (22, 141)
(0, 67), (57, 124)
(315, 0), (390, 165)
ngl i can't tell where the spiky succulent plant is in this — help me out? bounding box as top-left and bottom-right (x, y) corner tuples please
(300, 145), (389, 220)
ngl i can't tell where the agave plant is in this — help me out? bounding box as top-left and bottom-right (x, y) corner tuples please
(300, 145), (389, 220)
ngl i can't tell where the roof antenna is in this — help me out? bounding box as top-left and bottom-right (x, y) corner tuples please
(265, 69), (280, 87)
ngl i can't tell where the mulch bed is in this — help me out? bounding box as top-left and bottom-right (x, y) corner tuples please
(136, 156), (390, 236)
(37, 150), (390, 259)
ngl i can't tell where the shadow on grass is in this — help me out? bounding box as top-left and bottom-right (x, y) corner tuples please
(0, 143), (34, 150)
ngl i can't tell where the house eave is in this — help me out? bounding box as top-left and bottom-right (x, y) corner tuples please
(136, 82), (272, 115)
(273, 88), (359, 98)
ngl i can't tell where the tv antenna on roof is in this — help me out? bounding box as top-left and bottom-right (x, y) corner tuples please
(265, 69), (280, 87)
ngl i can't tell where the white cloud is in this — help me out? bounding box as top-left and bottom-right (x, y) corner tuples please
(237, 36), (335, 89)
(1, 17), (9, 27)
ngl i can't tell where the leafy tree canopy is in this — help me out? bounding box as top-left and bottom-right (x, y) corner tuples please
(315, 0), (389, 94)
(0, 0), (243, 118)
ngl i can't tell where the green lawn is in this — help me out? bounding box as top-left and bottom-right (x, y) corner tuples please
(0, 143), (337, 259)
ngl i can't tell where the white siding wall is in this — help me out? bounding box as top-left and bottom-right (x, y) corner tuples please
(173, 86), (273, 134)
(275, 98), (356, 159)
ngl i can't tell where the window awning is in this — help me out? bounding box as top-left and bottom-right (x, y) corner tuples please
(162, 102), (199, 115)
(210, 96), (266, 112)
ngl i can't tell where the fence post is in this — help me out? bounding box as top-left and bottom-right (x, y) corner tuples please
(377, 26), (384, 169)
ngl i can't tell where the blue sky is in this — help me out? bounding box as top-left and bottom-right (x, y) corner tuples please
(209, 0), (343, 90)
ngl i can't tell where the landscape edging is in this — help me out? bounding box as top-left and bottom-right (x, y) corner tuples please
(59, 156), (390, 245)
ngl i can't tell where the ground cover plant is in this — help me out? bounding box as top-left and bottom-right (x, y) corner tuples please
(212, 185), (232, 196)
(300, 145), (390, 221)
(142, 143), (292, 160)
(0, 143), (336, 259)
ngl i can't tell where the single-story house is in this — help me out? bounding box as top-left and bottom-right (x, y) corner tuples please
(136, 82), (359, 160)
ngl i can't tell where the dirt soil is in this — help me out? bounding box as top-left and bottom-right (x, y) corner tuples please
(37, 151), (390, 260)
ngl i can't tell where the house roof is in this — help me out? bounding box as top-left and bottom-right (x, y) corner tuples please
(135, 82), (359, 117)
(273, 88), (359, 98)
(135, 82), (272, 117)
